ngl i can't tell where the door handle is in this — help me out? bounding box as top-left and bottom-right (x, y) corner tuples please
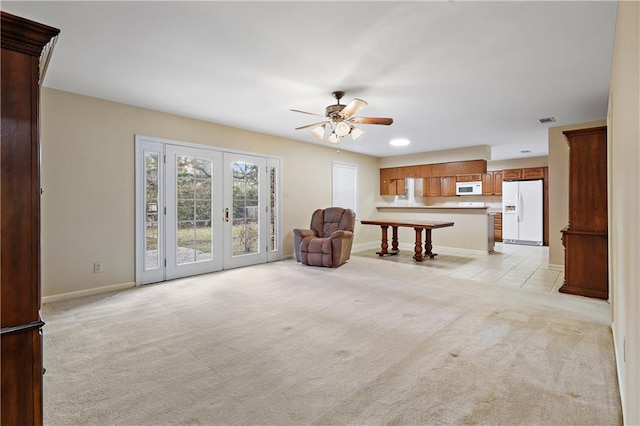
(224, 208), (229, 222)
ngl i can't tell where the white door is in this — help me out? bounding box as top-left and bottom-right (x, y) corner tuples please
(223, 153), (268, 269)
(165, 145), (223, 280)
(517, 180), (543, 244)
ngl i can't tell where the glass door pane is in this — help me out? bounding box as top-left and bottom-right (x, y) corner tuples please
(145, 152), (161, 269)
(224, 153), (267, 269)
(166, 145), (222, 280)
(135, 139), (165, 285)
(176, 155), (214, 264)
(231, 161), (260, 256)
(266, 158), (281, 262)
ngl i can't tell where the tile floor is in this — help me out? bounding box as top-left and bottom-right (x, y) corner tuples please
(354, 242), (563, 294)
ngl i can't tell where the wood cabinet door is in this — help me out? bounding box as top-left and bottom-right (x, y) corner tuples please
(482, 173), (493, 195)
(428, 177), (441, 197)
(502, 169), (522, 180)
(523, 167), (544, 179)
(395, 178), (406, 195)
(494, 213), (503, 242)
(380, 169), (392, 195)
(441, 176), (456, 196)
(493, 171), (502, 195)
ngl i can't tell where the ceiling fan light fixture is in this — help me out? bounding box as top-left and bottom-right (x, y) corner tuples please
(327, 132), (340, 144)
(310, 124), (326, 140)
(351, 127), (365, 141)
(334, 121), (351, 137)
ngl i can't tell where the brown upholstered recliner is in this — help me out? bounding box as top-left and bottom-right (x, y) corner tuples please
(293, 207), (355, 268)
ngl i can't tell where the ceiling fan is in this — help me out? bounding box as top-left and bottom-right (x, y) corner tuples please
(291, 91), (393, 144)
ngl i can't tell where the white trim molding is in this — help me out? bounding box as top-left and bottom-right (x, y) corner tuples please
(42, 282), (135, 304)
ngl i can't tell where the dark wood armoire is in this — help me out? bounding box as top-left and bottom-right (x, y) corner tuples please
(1, 11), (59, 425)
(560, 126), (608, 299)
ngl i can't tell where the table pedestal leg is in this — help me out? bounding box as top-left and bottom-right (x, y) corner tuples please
(375, 225), (398, 256)
(413, 228), (424, 261)
(424, 229), (437, 258)
(391, 226), (399, 253)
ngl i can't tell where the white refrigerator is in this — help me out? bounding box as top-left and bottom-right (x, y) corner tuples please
(502, 180), (543, 246)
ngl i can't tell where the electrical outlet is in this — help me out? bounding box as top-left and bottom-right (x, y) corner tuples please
(93, 262), (103, 273)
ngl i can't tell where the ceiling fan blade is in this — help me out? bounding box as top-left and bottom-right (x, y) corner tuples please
(350, 117), (394, 125)
(290, 109), (326, 118)
(295, 121), (329, 131)
(339, 98), (368, 119)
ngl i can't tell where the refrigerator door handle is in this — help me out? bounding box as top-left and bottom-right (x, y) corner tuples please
(516, 191), (522, 222)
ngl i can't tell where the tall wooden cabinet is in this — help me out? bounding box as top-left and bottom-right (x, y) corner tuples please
(560, 126), (608, 299)
(1, 12), (59, 425)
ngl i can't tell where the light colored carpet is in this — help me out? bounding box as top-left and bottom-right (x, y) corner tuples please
(42, 255), (621, 425)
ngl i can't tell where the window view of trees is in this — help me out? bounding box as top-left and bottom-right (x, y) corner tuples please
(176, 155), (213, 264)
(232, 161), (259, 256)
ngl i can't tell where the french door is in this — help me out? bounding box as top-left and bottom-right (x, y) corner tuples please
(165, 145), (223, 280)
(135, 137), (281, 285)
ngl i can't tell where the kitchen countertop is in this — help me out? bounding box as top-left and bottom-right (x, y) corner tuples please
(376, 204), (489, 210)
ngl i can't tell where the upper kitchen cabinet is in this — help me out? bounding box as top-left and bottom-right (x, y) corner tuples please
(380, 168), (407, 195)
(440, 176), (457, 196)
(456, 174), (483, 182)
(503, 167), (545, 181)
(480, 171), (503, 196)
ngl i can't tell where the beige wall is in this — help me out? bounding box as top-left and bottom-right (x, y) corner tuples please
(609, 1), (640, 423)
(379, 145), (491, 168)
(547, 120), (606, 267)
(40, 88), (380, 297)
(487, 156), (548, 171)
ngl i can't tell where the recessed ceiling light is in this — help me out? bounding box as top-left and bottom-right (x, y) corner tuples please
(390, 139), (410, 147)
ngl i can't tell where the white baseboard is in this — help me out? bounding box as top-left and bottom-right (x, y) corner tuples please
(547, 263), (565, 272)
(42, 282), (136, 304)
(352, 241), (382, 253)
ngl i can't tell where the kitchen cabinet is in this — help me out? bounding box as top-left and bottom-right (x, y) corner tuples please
(423, 177), (442, 197)
(441, 176), (457, 196)
(456, 174), (482, 182)
(502, 169), (522, 180)
(380, 168), (393, 195)
(481, 171), (503, 196)
(494, 213), (503, 242)
(431, 160), (486, 177)
(379, 160), (488, 195)
(493, 171), (502, 195)
(503, 167), (544, 181)
(560, 126), (608, 299)
(482, 173), (494, 195)
(380, 169), (406, 195)
(1, 12), (59, 425)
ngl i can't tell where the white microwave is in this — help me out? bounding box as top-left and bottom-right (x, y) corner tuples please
(456, 181), (483, 195)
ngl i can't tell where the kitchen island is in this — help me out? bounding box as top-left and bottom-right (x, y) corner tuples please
(372, 205), (494, 253)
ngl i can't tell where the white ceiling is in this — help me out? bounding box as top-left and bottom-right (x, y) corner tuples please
(3, 1), (617, 160)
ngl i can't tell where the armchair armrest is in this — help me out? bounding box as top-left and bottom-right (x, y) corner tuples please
(329, 230), (353, 240)
(293, 228), (317, 262)
(293, 228), (316, 238)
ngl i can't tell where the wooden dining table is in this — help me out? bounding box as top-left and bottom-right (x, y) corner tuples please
(360, 219), (455, 261)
